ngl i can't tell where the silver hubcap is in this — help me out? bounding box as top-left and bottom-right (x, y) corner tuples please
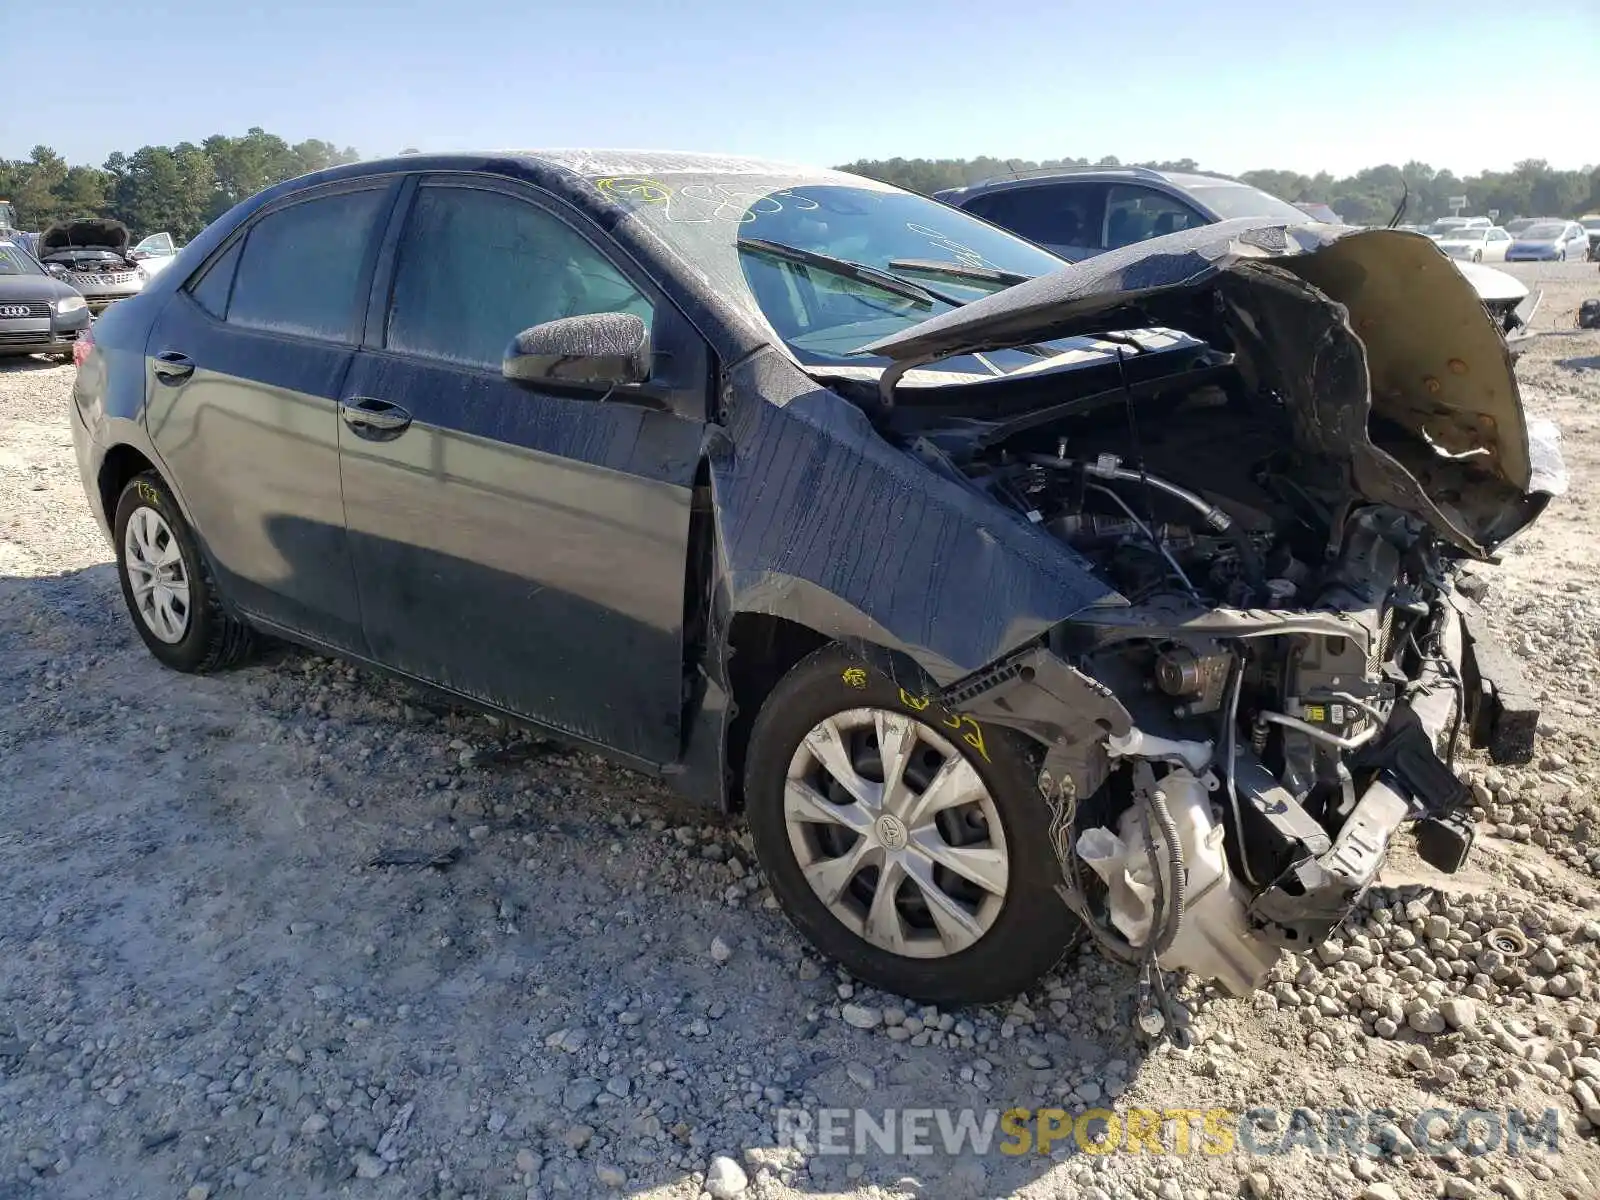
(785, 707), (1009, 959)
(124, 506), (191, 644)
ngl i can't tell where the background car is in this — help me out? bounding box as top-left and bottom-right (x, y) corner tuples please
(1579, 213), (1600, 260)
(1505, 219), (1589, 261)
(1436, 225), (1512, 262)
(129, 231), (180, 277)
(0, 239), (91, 360)
(933, 166), (1317, 260)
(38, 218), (147, 312)
(1422, 216), (1492, 241)
(1502, 216), (1540, 235)
(939, 166), (1540, 345)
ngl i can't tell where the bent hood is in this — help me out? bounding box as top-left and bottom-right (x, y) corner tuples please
(40, 218), (130, 256)
(860, 219), (1561, 558)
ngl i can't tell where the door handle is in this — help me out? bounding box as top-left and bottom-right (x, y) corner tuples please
(152, 350), (195, 384)
(340, 396), (413, 438)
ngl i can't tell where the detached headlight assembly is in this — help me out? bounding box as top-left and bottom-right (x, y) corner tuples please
(55, 294), (87, 315)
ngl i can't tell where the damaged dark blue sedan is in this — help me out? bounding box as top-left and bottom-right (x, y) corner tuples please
(71, 151), (1564, 1006)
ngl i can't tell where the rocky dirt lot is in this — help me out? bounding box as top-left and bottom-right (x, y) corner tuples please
(2, 262), (1599, 1200)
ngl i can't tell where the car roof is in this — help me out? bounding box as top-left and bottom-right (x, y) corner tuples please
(254, 149), (872, 228)
(303, 148), (856, 190)
(937, 166), (1239, 202)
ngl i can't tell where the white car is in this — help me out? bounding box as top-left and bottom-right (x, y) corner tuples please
(1423, 216), (1491, 241)
(128, 231), (179, 277)
(1437, 225), (1512, 263)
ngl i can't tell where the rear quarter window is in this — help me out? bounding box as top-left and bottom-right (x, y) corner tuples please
(186, 239), (243, 319)
(226, 189), (388, 342)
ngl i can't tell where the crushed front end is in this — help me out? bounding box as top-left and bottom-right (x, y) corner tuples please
(855, 220), (1567, 998)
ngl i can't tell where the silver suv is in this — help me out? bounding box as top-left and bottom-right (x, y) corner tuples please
(939, 166), (1539, 344)
(935, 166), (1313, 261)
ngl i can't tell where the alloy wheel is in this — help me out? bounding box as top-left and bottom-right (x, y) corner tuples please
(783, 707), (1009, 958)
(123, 506), (191, 644)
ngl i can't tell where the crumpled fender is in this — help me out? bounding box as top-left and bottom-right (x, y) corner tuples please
(708, 347), (1118, 684)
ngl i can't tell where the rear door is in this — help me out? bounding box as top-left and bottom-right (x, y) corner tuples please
(337, 174), (708, 764)
(145, 179), (398, 650)
(963, 183), (1105, 260)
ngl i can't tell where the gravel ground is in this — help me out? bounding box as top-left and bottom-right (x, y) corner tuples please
(1, 261), (1598, 1200)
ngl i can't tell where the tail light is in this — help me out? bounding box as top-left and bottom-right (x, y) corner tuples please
(73, 322), (94, 369)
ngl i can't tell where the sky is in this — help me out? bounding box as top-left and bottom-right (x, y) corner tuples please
(2, 0), (1596, 177)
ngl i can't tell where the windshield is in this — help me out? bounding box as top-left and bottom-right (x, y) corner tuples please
(594, 171), (1066, 364)
(1521, 223), (1566, 239)
(1180, 182), (1310, 224)
(1582, 217), (1600, 231)
(0, 244), (43, 276)
(1440, 227), (1482, 241)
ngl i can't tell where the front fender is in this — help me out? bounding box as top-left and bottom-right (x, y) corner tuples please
(710, 349), (1119, 684)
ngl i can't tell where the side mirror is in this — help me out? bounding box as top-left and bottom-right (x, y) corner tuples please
(502, 313), (650, 390)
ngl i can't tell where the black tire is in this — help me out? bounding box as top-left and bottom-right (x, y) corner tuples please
(744, 643), (1081, 1005)
(113, 471), (256, 672)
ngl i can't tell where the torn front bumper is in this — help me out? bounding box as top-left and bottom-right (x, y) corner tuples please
(942, 593), (1514, 996)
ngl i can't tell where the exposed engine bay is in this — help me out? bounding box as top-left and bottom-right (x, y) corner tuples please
(917, 378), (1483, 997)
(851, 221), (1567, 1003)
(38, 218), (144, 312)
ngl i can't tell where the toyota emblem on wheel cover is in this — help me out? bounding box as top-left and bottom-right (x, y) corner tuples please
(0, 305), (31, 318)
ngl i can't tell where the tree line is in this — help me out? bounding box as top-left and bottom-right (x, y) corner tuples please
(5, 131), (1597, 241)
(836, 155), (1600, 226)
(0, 129), (362, 241)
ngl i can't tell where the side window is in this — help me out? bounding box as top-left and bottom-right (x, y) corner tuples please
(227, 189), (387, 342)
(186, 238), (243, 320)
(967, 184), (1102, 251)
(385, 185), (652, 370)
(1104, 186), (1207, 250)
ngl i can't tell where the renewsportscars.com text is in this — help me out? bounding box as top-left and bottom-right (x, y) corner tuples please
(775, 1105), (1563, 1159)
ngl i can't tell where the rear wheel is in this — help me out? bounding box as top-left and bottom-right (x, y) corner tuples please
(744, 644), (1081, 1005)
(113, 471), (256, 672)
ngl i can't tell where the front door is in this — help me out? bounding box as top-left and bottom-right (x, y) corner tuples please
(145, 182), (395, 650)
(338, 177), (706, 764)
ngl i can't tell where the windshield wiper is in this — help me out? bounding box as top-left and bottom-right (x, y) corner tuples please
(737, 238), (969, 307)
(886, 258), (1037, 288)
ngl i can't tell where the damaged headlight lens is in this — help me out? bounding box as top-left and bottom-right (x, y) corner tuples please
(55, 295), (87, 315)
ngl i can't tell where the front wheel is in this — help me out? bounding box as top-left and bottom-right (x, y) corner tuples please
(744, 644), (1081, 1005)
(113, 471), (256, 672)
(1472, 251), (1482, 262)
